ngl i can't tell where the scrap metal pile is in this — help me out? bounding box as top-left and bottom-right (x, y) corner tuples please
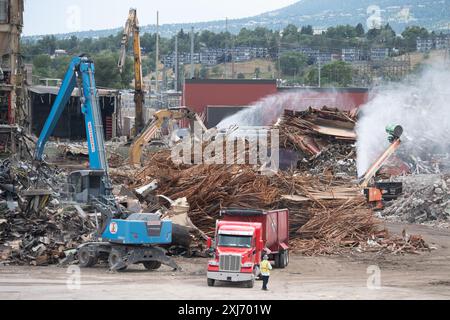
(0, 159), (95, 265)
(278, 107), (357, 176)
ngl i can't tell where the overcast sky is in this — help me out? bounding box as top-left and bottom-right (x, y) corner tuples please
(23, 0), (298, 36)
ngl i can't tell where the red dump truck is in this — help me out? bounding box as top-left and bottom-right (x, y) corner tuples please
(206, 208), (289, 288)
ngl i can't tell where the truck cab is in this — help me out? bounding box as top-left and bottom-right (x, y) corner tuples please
(207, 208), (289, 288)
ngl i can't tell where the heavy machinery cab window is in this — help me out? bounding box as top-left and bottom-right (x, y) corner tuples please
(218, 235), (252, 248)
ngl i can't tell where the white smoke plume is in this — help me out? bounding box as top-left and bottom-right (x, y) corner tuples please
(217, 89), (354, 129)
(356, 60), (450, 177)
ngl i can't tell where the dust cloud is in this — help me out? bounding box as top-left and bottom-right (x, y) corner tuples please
(356, 60), (450, 177)
(216, 89), (347, 129)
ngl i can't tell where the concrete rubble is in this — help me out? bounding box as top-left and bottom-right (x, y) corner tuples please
(381, 174), (450, 225)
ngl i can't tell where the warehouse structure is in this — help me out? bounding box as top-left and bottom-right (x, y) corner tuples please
(183, 79), (369, 127)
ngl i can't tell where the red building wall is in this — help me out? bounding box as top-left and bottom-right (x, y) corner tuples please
(183, 79), (278, 114)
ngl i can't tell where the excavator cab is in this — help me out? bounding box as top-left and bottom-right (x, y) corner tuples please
(68, 170), (107, 203)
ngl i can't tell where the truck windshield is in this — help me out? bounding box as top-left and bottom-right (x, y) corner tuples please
(218, 235), (252, 248)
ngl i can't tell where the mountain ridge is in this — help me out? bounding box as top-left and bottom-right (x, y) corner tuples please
(24, 0), (450, 40)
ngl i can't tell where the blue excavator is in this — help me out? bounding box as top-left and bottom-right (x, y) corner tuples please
(34, 55), (179, 271)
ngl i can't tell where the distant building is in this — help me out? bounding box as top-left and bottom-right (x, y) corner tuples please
(435, 36), (450, 50)
(342, 48), (363, 62)
(370, 48), (389, 61)
(416, 38), (434, 52)
(163, 47), (269, 68)
(53, 49), (68, 57)
(416, 36), (450, 52)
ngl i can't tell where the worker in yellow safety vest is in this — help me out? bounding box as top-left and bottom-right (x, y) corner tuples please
(260, 255), (273, 291)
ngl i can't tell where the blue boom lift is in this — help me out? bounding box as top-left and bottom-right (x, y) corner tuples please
(34, 56), (179, 271)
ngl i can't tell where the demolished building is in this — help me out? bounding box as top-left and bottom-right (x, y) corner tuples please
(27, 86), (122, 140)
(0, 0), (24, 154)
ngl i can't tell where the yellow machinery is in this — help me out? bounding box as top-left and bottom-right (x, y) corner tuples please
(129, 107), (207, 166)
(118, 8), (145, 134)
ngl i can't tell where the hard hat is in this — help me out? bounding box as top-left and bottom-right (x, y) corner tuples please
(263, 255), (269, 260)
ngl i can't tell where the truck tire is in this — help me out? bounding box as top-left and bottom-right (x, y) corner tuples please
(108, 249), (127, 271)
(207, 278), (215, 287)
(278, 251), (287, 269)
(274, 253), (282, 268)
(78, 246), (98, 268)
(245, 279), (255, 288)
(284, 250), (290, 267)
(143, 261), (162, 270)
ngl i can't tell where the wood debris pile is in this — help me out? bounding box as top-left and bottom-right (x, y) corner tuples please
(127, 152), (429, 255)
(278, 107), (357, 175)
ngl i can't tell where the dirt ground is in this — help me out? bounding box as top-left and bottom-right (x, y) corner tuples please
(1, 222), (450, 300)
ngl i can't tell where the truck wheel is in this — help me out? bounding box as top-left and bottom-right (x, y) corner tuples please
(278, 251), (287, 269)
(143, 261), (162, 270)
(207, 278), (215, 287)
(274, 253), (281, 268)
(108, 249), (127, 271)
(284, 250), (290, 267)
(245, 279), (255, 288)
(254, 266), (262, 280)
(78, 246), (97, 268)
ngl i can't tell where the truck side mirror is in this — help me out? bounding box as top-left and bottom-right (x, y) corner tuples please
(206, 237), (212, 249)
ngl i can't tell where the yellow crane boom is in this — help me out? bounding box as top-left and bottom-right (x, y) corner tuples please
(129, 107), (207, 166)
(118, 8), (145, 135)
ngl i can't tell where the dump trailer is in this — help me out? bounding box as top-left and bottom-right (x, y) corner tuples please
(206, 208), (289, 288)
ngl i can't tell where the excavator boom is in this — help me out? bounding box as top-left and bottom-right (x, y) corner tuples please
(129, 107), (206, 166)
(118, 8), (145, 134)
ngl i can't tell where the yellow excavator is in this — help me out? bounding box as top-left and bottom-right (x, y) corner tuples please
(129, 107), (208, 166)
(118, 8), (145, 135)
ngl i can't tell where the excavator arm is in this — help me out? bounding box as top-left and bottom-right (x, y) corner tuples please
(129, 108), (207, 166)
(34, 56), (108, 172)
(118, 8), (145, 134)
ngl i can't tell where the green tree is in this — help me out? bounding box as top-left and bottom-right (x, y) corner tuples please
(300, 25), (314, 35)
(321, 61), (353, 87)
(278, 52), (307, 76)
(211, 66), (221, 77)
(254, 67), (261, 78)
(199, 66), (209, 79)
(53, 56), (73, 79)
(282, 24), (299, 43)
(355, 23), (365, 37)
(92, 53), (133, 88)
(402, 26), (430, 51)
(306, 61), (353, 87)
(32, 54), (52, 77)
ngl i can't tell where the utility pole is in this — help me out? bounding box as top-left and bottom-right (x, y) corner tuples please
(277, 39), (281, 79)
(225, 17), (228, 79)
(174, 34), (178, 92)
(318, 57), (321, 88)
(155, 11), (160, 96)
(190, 26), (195, 79)
(231, 33), (235, 79)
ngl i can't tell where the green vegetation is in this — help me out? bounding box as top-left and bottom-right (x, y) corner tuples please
(30, 51), (134, 88)
(22, 23), (441, 88)
(278, 52), (307, 76)
(306, 61), (353, 87)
